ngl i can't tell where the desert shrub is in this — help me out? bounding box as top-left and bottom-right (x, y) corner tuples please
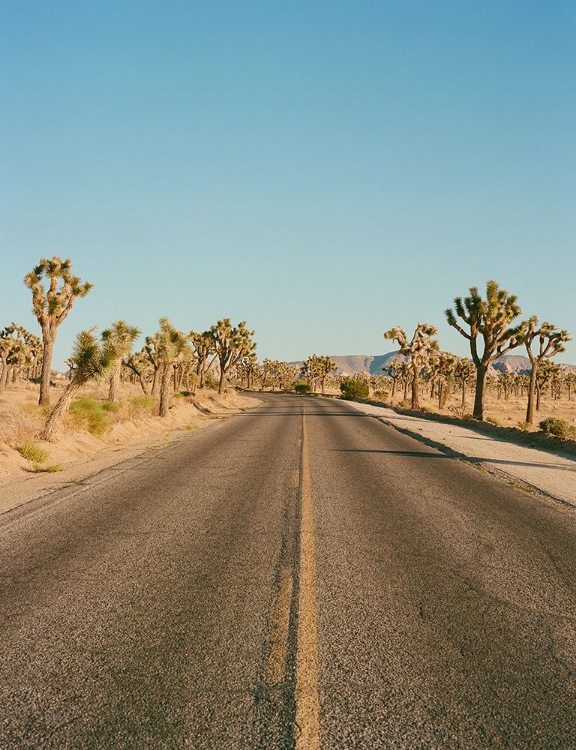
(539, 417), (576, 439)
(126, 395), (156, 418)
(517, 421), (531, 431)
(340, 378), (369, 400)
(294, 382), (312, 394)
(69, 398), (118, 436)
(486, 416), (501, 426)
(203, 373), (219, 390)
(31, 462), (63, 473)
(18, 442), (49, 464)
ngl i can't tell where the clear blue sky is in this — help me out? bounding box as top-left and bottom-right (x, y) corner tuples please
(2, 1), (575, 369)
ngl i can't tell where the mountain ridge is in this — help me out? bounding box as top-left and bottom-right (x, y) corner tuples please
(290, 353), (576, 377)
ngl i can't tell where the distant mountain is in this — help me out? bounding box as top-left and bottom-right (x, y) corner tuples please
(290, 352), (576, 376)
(290, 352), (405, 376)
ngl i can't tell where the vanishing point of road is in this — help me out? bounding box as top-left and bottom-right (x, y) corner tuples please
(1, 393), (575, 748)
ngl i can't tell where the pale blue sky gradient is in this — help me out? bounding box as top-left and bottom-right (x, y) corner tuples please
(2, 1), (575, 368)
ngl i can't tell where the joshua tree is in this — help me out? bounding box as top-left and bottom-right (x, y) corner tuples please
(24, 257), (93, 405)
(454, 358), (475, 412)
(101, 321), (140, 403)
(302, 354), (337, 394)
(384, 324), (439, 410)
(151, 318), (191, 417)
(520, 317), (570, 424)
(235, 353), (259, 389)
(445, 280), (525, 420)
(426, 351), (457, 409)
(39, 329), (115, 441)
(190, 330), (217, 389)
(124, 349), (154, 395)
(210, 319), (256, 395)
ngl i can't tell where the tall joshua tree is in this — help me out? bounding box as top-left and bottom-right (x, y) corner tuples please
(210, 319), (256, 395)
(24, 257), (93, 405)
(153, 318), (191, 417)
(101, 321), (140, 402)
(39, 329), (115, 441)
(190, 330), (217, 389)
(445, 280), (525, 420)
(384, 324), (438, 410)
(521, 317), (570, 424)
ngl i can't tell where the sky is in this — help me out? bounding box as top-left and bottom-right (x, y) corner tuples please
(1, 0), (575, 369)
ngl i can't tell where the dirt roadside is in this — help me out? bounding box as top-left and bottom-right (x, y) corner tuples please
(0, 391), (261, 516)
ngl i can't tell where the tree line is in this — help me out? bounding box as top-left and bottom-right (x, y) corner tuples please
(1, 265), (572, 436)
(1, 257), (257, 440)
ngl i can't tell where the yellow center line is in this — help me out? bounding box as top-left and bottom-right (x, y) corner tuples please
(295, 413), (321, 749)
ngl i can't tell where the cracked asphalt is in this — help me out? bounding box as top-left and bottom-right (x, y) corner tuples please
(0, 393), (574, 748)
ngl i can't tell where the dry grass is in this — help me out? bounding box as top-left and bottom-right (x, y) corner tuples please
(0, 379), (256, 480)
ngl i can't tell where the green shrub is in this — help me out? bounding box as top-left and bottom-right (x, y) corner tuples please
(18, 441), (49, 464)
(486, 416), (501, 426)
(340, 378), (369, 400)
(127, 395), (156, 418)
(539, 417), (576, 439)
(294, 382), (312, 394)
(69, 398), (117, 436)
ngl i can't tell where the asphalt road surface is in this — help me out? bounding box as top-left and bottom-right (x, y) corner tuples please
(1, 394), (575, 749)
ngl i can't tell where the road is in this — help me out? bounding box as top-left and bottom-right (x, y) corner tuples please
(1, 394), (575, 749)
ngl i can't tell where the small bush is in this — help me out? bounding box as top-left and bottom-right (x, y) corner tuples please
(486, 416), (501, 426)
(517, 421), (531, 431)
(340, 378), (369, 400)
(294, 382), (312, 394)
(69, 398), (117, 436)
(18, 441), (49, 464)
(539, 417), (576, 439)
(31, 462), (63, 473)
(126, 396), (156, 418)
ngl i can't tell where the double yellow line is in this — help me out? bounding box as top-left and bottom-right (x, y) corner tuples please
(265, 413), (321, 748)
(295, 414), (321, 749)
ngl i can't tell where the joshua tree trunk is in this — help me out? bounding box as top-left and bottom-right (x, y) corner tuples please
(473, 364), (488, 420)
(525, 366), (538, 424)
(159, 363), (172, 417)
(39, 333), (55, 406)
(39, 380), (83, 441)
(218, 369), (226, 395)
(410, 367), (420, 410)
(108, 359), (122, 403)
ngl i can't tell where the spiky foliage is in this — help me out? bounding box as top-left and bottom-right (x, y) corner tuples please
(235, 353), (260, 389)
(384, 324), (439, 409)
(210, 319), (256, 394)
(301, 354), (337, 394)
(124, 349), (154, 395)
(150, 318), (192, 416)
(445, 280), (525, 420)
(190, 330), (217, 388)
(0, 323), (43, 391)
(453, 358), (475, 411)
(39, 329), (115, 441)
(24, 257), (93, 405)
(520, 317), (570, 424)
(101, 321), (140, 402)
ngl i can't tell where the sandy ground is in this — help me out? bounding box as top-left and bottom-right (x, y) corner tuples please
(346, 400), (576, 509)
(0, 390), (260, 515)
